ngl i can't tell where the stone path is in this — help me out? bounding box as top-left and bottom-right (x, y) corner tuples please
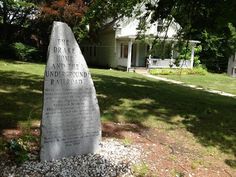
(138, 72), (236, 98)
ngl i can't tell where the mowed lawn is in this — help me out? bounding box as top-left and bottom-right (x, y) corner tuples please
(0, 59), (236, 169)
(153, 72), (236, 95)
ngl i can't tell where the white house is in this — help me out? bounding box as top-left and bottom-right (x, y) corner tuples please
(81, 10), (200, 71)
(227, 53), (236, 77)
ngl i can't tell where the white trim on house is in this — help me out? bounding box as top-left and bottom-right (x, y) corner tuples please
(81, 5), (200, 70)
(127, 40), (133, 71)
(147, 58), (192, 69)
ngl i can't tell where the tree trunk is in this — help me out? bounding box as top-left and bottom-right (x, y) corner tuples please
(2, 1), (8, 41)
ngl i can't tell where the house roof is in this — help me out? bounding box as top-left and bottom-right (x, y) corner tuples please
(114, 17), (179, 39)
(116, 35), (200, 45)
(112, 2), (180, 40)
(100, 3), (200, 44)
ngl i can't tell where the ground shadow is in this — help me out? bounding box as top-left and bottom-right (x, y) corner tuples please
(92, 72), (236, 161)
(0, 70), (43, 135)
(0, 68), (235, 167)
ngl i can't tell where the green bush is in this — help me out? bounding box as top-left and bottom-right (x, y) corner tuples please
(189, 66), (208, 75)
(174, 43), (202, 67)
(150, 68), (177, 75)
(12, 42), (38, 61)
(7, 138), (29, 164)
(150, 67), (207, 75)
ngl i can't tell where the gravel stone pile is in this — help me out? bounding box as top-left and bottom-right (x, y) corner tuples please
(1, 139), (142, 177)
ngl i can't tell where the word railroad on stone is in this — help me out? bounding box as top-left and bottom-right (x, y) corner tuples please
(40, 21), (101, 161)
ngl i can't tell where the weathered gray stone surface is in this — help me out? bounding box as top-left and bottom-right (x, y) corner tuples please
(40, 21), (101, 161)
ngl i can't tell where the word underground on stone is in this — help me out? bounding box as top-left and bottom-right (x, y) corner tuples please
(40, 21), (101, 161)
(45, 71), (89, 85)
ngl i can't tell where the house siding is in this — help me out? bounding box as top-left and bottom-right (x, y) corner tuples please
(81, 30), (116, 68)
(80, 42), (97, 66)
(96, 31), (116, 68)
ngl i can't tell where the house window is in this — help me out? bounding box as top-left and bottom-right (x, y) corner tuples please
(124, 45), (128, 58)
(120, 43), (128, 58)
(157, 18), (164, 32)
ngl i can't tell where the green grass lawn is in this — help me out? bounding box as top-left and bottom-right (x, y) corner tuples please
(150, 70), (236, 95)
(0, 60), (44, 131)
(0, 59), (236, 168)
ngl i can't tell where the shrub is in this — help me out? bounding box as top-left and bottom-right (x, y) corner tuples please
(150, 66), (207, 75)
(12, 42), (38, 61)
(189, 66), (208, 75)
(150, 68), (177, 75)
(7, 138), (29, 164)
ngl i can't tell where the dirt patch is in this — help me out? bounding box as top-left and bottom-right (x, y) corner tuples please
(103, 123), (236, 177)
(0, 122), (235, 177)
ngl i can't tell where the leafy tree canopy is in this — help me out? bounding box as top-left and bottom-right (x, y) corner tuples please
(79, 0), (141, 40)
(143, 0), (236, 71)
(39, 0), (88, 27)
(0, 0), (36, 26)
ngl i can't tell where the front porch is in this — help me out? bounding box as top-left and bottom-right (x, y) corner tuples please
(147, 58), (192, 69)
(116, 36), (200, 71)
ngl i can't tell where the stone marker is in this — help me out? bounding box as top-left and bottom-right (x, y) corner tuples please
(40, 21), (101, 161)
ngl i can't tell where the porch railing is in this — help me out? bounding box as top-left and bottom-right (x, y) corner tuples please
(147, 58), (192, 69)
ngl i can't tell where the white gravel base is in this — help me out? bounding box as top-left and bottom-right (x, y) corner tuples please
(1, 139), (142, 177)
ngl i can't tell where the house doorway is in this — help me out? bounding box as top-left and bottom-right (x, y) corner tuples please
(131, 44), (137, 67)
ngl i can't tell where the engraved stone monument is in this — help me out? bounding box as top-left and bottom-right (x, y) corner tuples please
(40, 21), (101, 161)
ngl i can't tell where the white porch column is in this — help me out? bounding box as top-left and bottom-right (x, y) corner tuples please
(127, 40), (133, 71)
(148, 43), (152, 59)
(136, 42), (140, 66)
(170, 43), (174, 66)
(190, 46), (195, 69)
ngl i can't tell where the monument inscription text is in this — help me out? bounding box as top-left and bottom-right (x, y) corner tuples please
(40, 22), (101, 161)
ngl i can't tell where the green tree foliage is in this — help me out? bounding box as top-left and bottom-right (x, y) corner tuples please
(12, 42), (38, 61)
(0, 0), (142, 60)
(35, 0), (141, 42)
(81, 0), (141, 40)
(39, 0), (87, 27)
(0, 0), (36, 26)
(32, 0), (89, 58)
(0, 0), (37, 41)
(0, 0), (38, 59)
(228, 23), (236, 53)
(143, 0), (236, 72)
